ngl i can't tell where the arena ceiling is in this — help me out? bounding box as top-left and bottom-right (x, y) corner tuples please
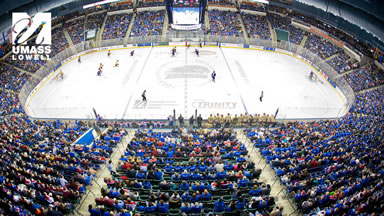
(0, 0), (383, 44)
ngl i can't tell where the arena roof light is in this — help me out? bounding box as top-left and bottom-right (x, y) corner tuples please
(247, 0), (269, 4)
(82, 0), (120, 9)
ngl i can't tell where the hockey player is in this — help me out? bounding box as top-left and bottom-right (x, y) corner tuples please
(78, 56), (81, 63)
(195, 49), (199, 57)
(259, 91), (264, 102)
(199, 43), (202, 48)
(97, 68), (102, 76)
(114, 60), (119, 67)
(99, 63), (104, 70)
(211, 71), (216, 82)
(171, 47), (176, 57)
(187, 42), (191, 49)
(130, 50), (134, 57)
(309, 71), (314, 80)
(59, 70), (64, 79)
(107, 50), (111, 57)
(142, 90), (147, 101)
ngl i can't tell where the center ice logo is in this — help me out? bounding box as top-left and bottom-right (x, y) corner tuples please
(11, 12), (51, 61)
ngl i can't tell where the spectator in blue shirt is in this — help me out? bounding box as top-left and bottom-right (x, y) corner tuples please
(201, 189), (212, 201)
(180, 180), (190, 191)
(157, 200), (168, 213)
(236, 196), (246, 210)
(114, 200), (124, 210)
(88, 205), (101, 216)
(180, 203), (191, 214)
(181, 170), (190, 180)
(198, 163), (207, 172)
(214, 197), (225, 212)
(154, 169), (163, 180)
(238, 176), (249, 188)
(164, 164), (173, 172)
(145, 201), (157, 213)
(191, 202), (203, 214)
(171, 173), (180, 181)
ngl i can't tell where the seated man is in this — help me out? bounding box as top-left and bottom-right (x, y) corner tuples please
(157, 200), (169, 213)
(214, 197), (225, 212)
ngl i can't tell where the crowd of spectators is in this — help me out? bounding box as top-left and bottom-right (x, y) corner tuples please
(286, 25), (305, 45)
(102, 13), (133, 40)
(304, 33), (344, 59)
(241, 13), (271, 40)
(267, 13), (305, 45)
(50, 26), (70, 57)
(0, 4), (383, 216)
(247, 112), (384, 215)
(0, 89), (24, 116)
(0, 94), (127, 215)
(66, 18), (85, 45)
(130, 10), (165, 37)
(85, 5), (106, 14)
(5, 56), (46, 74)
(326, 53), (352, 74)
(265, 5), (287, 15)
(0, 96), (89, 216)
(291, 13), (372, 57)
(267, 13), (289, 30)
(208, 10), (243, 37)
(136, 1), (165, 8)
(86, 13), (107, 30)
(345, 63), (384, 92)
(89, 128), (284, 215)
(108, 2), (133, 11)
(0, 63), (30, 92)
(208, 0), (235, 6)
(351, 87), (384, 116)
(240, 3), (265, 12)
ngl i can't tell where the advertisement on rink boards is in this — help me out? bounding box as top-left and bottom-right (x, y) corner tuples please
(220, 43), (243, 48)
(248, 45), (264, 50)
(60, 44), (134, 65)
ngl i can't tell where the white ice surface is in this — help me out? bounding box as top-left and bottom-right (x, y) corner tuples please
(26, 46), (347, 120)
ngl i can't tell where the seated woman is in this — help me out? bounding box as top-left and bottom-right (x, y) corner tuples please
(201, 189), (212, 201)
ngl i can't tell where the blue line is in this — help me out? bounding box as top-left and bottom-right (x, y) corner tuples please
(122, 47), (153, 119)
(219, 47), (248, 113)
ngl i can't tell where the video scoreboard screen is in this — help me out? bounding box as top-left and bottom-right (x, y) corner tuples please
(167, 0), (206, 30)
(173, 7), (199, 25)
(173, 0), (200, 7)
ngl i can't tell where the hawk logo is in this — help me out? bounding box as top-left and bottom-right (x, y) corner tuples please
(11, 12), (52, 61)
(12, 13), (51, 45)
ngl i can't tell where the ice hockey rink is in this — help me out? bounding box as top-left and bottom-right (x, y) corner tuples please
(26, 46), (347, 120)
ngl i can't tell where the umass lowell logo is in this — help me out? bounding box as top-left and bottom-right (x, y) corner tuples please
(11, 12), (51, 61)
